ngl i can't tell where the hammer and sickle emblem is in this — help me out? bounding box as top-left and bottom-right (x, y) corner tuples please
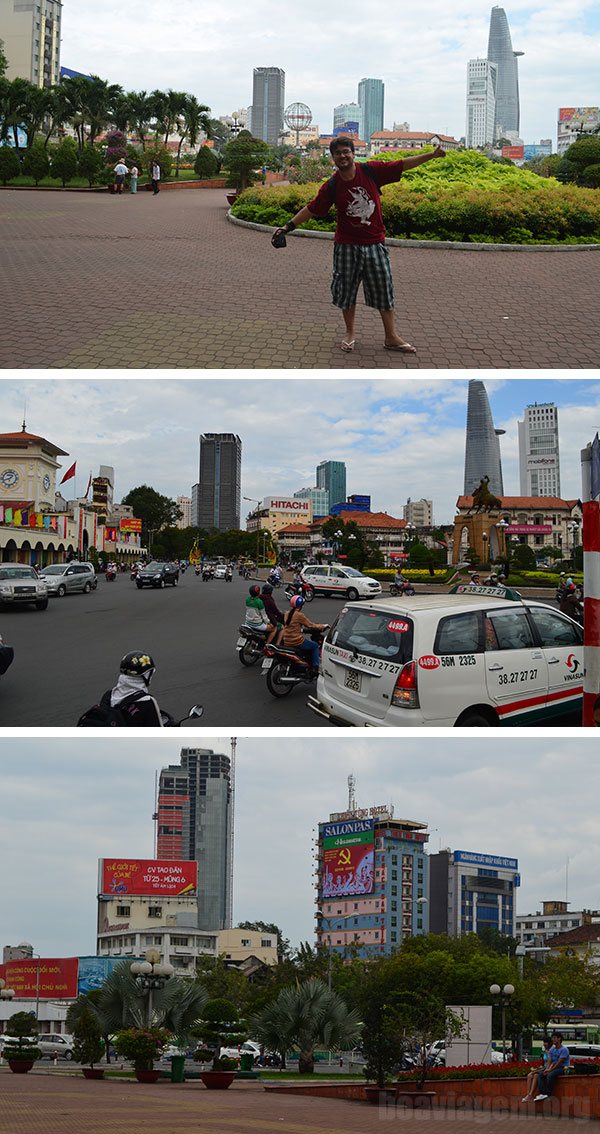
(338, 848), (352, 867)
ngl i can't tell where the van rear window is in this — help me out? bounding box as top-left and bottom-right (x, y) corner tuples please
(329, 608), (414, 664)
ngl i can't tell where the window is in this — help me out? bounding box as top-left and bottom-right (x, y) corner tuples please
(486, 608), (535, 651)
(116, 905), (130, 917)
(260, 938), (272, 948)
(148, 906), (162, 918)
(241, 938), (251, 946)
(528, 607), (582, 647)
(171, 936), (189, 946)
(435, 611), (482, 654)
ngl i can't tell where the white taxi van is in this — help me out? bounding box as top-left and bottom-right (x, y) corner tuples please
(308, 584), (583, 727)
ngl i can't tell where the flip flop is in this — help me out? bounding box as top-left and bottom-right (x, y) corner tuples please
(384, 341), (417, 353)
(341, 338), (355, 352)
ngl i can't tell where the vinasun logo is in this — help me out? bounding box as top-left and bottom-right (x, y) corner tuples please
(566, 654), (580, 673)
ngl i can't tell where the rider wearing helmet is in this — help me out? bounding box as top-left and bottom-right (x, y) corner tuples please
(261, 583), (284, 644)
(245, 584), (272, 632)
(281, 594), (327, 669)
(109, 651), (163, 726)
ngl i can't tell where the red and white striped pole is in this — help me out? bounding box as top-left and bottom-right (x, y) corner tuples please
(581, 442), (600, 727)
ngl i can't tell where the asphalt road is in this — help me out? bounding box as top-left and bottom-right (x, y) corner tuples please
(0, 572), (333, 728)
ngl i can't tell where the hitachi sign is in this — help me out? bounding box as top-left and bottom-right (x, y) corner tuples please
(263, 498), (310, 512)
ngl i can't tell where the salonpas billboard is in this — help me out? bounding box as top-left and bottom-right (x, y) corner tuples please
(321, 818), (374, 898)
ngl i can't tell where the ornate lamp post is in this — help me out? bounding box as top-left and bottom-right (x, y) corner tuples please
(482, 530), (489, 566)
(130, 950), (174, 1027)
(0, 978), (15, 1003)
(496, 519), (509, 570)
(490, 983), (514, 1061)
(243, 496), (262, 567)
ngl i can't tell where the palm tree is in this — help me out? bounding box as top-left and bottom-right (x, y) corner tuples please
(83, 75), (124, 145)
(175, 94), (211, 176)
(251, 977), (362, 1073)
(125, 90), (154, 150)
(19, 84), (55, 147)
(94, 960), (208, 1034)
(0, 77), (31, 150)
(151, 88), (187, 146)
(56, 75), (89, 150)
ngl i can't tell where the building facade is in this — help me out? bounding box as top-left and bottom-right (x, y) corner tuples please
(487, 6), (523, 139)
(466, 59), (498, 148)
(518, 402), (561, 497)
(193, 433), (241, 532)
(0, 0), (62, 88)
(516, 900), (597, 947)
(251, 66), (285, 145)
(176, 496), (192, 529)
(358, 77), (384, 143)
(293, 486), (329, 518)
(246, 495), (313, 539)
(557, 107), (600, 155)
(316, 807), (429, 960)
(156, 747), (233, 931)
(316, 460), (346, 509)
(453, 495), (582, 563)
(404, 498), (433, 527)
(333, 102), (363, 136)
(429, 848), (519, 937)
(463, 379), (505, 497)
(370, 130), (461, 154)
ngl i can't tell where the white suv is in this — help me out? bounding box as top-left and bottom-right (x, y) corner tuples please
(39, 562), (97, 596)
(0, 564), (48, 610)
(308, 584), (583, 727)
(300, 564), (381, 601)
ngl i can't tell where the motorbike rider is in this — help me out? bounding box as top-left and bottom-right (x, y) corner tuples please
(559, 582), (583, 624)
(268, 564), (282, 586)
(109, 652), (164, 726)
(245, 584), (272, 633)
(261, 583), (284, 644)
(280, 595), (327, 670)
(225, 563), (233, 582)
(393, 568), (408, 588)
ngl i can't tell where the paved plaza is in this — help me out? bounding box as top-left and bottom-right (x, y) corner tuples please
(0, 1073), (594, 1134)
(1, 188), (598, 370)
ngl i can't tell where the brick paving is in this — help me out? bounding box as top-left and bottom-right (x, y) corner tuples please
(0, 1072), (594, 1134)
(0, 187), (598, 370)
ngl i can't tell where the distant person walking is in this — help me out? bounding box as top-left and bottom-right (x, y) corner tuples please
(151, 161), (160, 195)
(129, 164), (139, 194)
(113, 160), (128, 195)
(271, 135), (446, 355)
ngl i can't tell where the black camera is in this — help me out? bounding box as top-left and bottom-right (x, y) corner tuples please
(271, 230), (287, 248)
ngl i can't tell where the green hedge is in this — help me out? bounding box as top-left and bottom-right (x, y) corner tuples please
(231, 150), (600, 244)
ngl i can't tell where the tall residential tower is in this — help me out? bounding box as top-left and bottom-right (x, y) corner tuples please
(466, 59), (498, 148)
(518, 402), (561, 497)
(192, 433), (241, 532)
(0, 0), (62, 87)
(463, 380), (505, 497)
(250, 67), (285, 145)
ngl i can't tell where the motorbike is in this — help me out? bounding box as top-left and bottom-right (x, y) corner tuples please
(161, 705), (204, 727)
(261, 626), (328, 698)
(236, 624), (270, 666)
(202, 566), (214, 581)
(195, 567), (201, 577)
(225, 567), (233, 582)
(389, 580), (415, 597)
(106, 567), (117, 582)
(267, 572), (283, 588)
(284, 580), (315, 602)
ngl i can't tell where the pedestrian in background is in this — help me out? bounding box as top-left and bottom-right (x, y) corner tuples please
(113, 159), (128, 195)
(151, 161), (160, 195)
(130, 164), (139, 194)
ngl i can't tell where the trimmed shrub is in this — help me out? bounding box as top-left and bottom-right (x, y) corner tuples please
(22, 142), (50, 185)
(78, 144), (104, 187)
(49, 140), (78, 186)
(194, 146), (219, 178)
(0, 146), (21, 185)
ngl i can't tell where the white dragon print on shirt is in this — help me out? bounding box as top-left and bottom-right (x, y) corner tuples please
(346, 186), (376, 225)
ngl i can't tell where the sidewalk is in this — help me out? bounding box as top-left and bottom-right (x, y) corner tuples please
(0, 1072), (594, 1134)
(1, 188), (598, 369)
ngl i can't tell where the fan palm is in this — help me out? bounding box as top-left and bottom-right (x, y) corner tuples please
(251, 978), (362, 1073)
(86, 960), (208, 1038)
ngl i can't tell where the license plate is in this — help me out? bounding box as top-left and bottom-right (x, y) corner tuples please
(344, 669), (362, 692)
(236, 637), (246, 647)
(261, 658), (273, 670)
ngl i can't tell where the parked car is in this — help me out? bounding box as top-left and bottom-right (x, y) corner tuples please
(38, 562), (97, 597)
(135, 561), (180, 589)
(0, 564), (48, 609)
(37, 1033), (75, 1060)
(219, 1041), (261, 1063)
(308, 583), (584, 727)
(300, 564), (381, 601)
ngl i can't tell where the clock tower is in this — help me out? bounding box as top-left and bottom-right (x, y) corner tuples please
(0, 424), (68, 511)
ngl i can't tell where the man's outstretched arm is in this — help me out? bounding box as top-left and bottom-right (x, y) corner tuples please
(401, 144), (446, 171)
(273, 204), (315, 241)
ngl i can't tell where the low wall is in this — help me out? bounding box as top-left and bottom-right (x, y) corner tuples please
(264, 1075), (600, 1119)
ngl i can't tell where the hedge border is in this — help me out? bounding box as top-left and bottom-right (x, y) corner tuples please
(227, 210), (600, 252)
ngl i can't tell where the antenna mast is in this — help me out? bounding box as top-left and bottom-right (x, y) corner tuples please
(152, 769), (158, 857)
(226, 737), (237, 928)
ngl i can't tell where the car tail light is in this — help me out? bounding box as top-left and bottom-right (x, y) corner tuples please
(391, 662), (419, 708)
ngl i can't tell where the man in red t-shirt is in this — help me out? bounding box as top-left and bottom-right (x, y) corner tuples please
(272, 135), (446, 354)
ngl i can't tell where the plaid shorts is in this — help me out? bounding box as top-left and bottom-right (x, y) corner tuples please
(331, 243), (395, 310)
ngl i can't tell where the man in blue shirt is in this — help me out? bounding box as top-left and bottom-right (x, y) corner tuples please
(534, 1033), (570, 1100)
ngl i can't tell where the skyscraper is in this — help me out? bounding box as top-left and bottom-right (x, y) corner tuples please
(518, 403), (561, 496)
(429, 848), (519, 936)
(251, 67), (285, 145)
(487, 6), (523, 139)
(357, 78), (384, 143)
(0, 0), (62, 87)
(156, 746), (233, 931)
(193, 433), (241, 532)
(333, 102), (363, 136)
(466, 58), (498, 148)
(316, 460), (346, 509)
(463, 380), (505, 497)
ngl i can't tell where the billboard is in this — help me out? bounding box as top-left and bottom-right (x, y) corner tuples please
(454, 850), (518, 870)
(119, 517), (142, 532)
(559, 107), (599, 125)
(100, 858), (198, 896)
(0, 958), (79, 999)
(502, 145), (524, 160)
(77, 955), (134, 994)
(321, 818), (374, 898)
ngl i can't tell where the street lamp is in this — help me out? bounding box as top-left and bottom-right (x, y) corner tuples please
(482, 531), (489, 566)
(130, 949), (174, 1027)
(567, 520), (579, 565)
(0, 979), (15, 1002)
(243, 496), (262, 567)
(490, 983), (514, 1062)
(496, 519), (509, 570)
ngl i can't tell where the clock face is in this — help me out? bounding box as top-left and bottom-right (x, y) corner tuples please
(0, 468), (19, 489)
(43, 475), (51, 491)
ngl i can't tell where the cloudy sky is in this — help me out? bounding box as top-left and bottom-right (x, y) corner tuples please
(1, 376), (597, 526)
(59, 0), (599, 146)
(2, 736), (598, 956)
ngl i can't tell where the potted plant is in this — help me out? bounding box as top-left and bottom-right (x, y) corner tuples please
(113, 1026), (169, 1083)
(3, 1011), (41, 1074)
(193, 999), (247, 1089)
(72, 1003), (105, 1080)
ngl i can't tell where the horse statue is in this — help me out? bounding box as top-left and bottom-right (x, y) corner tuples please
(467, 476), (503, 515)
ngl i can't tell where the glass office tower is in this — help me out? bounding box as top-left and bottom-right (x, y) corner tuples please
(487, 6), (523, 138)
(463, 380), (505, 497)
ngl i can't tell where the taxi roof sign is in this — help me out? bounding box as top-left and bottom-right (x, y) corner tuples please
(449, 583), (522, 602)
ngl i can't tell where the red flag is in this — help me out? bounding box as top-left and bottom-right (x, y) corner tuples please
(84, 473), (92, 499)
(60, 462), (76, 485)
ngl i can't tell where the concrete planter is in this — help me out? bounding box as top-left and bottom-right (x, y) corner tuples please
(200, 1070), (236, 1090)
(134, 1068), (161, 1083)
(8, 1059), (35, 1074)
(82, 1067), (105, 1080)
